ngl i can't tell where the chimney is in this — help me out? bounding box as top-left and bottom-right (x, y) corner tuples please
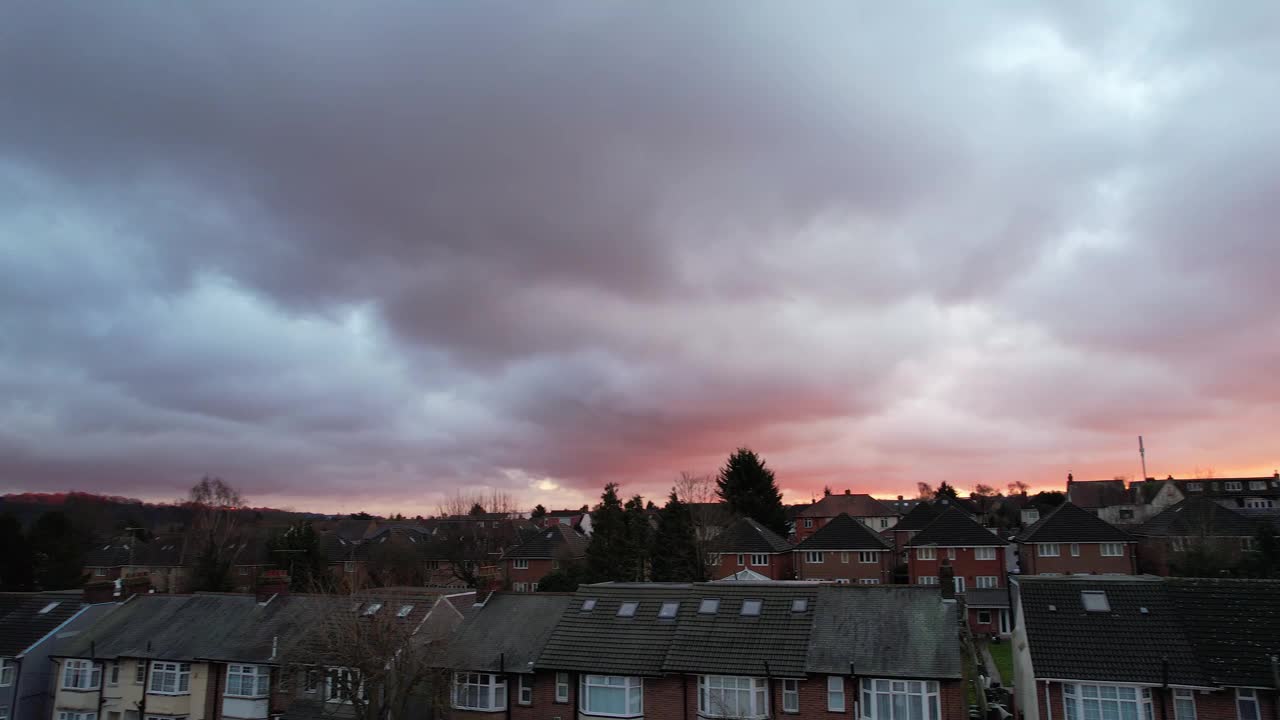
(256, 569), (290, 603)
(844, 489), (851, 495)
(120, 573), (152, 600)
(898, 495), (904, 501)
(83, 579), (116, 604)
(939, 560), (956, 602)
(1067, 472), (1074, 484)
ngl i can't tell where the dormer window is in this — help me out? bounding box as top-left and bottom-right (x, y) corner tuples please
(1225, 481), (1242, 491)
(1249, 481), (1266, 491)
(617, 601), (639, 617)
(38, 601), (61, 614)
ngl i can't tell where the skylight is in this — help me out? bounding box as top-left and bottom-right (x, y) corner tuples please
(397, 604), (414, 618)
(741, 599), (763, 616)
(38, 602), (61, 614)
(698, 598), (720, 614)
(1081, 591), (1110, 612)
(617, 601), (639, 617)
(791, 599), (808, 613)
(659, 601), (679, 618)
(581, 598), (597, 611)
(363, 602), (384, 616)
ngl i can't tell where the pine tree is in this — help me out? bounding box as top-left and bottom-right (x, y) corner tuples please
(531, 504), (547, 519)
(716, 448), (788, 536)
(650, 491), (705, 582)
(267, 520), (329, 591)
(586, 483), (630, 582)
(29, 511), (87, 589)
(0, 514), (35, 591)
(934, 481), (959, 500)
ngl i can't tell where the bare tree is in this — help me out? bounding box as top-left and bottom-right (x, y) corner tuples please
(674, 472), (731, 571)
(916, 482), (935, 500)
(184, 476), (247, 590)
(1007, 481), (1030, 495)
(436, 489), (519, 519)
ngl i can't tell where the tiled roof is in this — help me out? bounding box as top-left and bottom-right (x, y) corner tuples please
(536, 585), (689, 676)
(1018, 576), (1280, 688)
(807, 586), (961, 679)
(1173, 476), (1280, 499)
(445, 593), (572, 673)
(796, 493), (897, 519)
(502, 524), (588, 560)
(709, 517), (792, 554)
(881, 498), (923, 515)
(1066, 479), (1129, 509)
(1131, 498), (1261, 538)
(0, 590), (84, 656)
(893, 502), (944, 532)
(907, 508), (1005, 547)
(795, 513), (892, 551)
(664, 584), (820, 677)
(963, 588), (1009, 608)
(1014, 502), (1133, 543)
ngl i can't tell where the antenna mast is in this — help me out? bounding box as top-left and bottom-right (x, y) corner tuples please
(1139, 436), (1148, 481)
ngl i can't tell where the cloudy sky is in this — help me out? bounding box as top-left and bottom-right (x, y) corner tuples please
(2, 2), (1278, 516)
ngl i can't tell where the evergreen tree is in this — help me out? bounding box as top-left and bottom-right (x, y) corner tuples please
(650, 491), (705, 582)
(267, 520), (329, 591)
(624, 495), (651, 581)
(531, 504), (547, 519)
(715, 448), (788, 536)
(586, 483), (634, 582)
(1244, 525), (1280, 578)
(934, 481), (959, 500)
(0, 513), (35, 590)
(468, 502), (486, 516)
(537, 561), (587, 592)
(28, 511), (87, 589)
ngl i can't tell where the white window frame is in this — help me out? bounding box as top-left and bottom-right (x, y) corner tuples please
(737, 554), (746, 567)
(304, 669), (319, 693)
(829, 675), (847, 712)
(977, 609), (992, 625)
(946, 548), (956, 560)
(975, 547), (996, 561)
(1173, 688), (1196, 720)
(750, 554), (769, 567)
(1038, 543), (1060, 557)
(805, 551), (825, 564)
(513, 559), (529, 570)
(518, 675), (533, 705)
(62, 659), (102, 691)
(880, 518), (891, 529)
(1070, 543), (1081, 557)
(134, 662), (146, 685)
(1237, 689), (1259, 720)
(918, 576), (938, 586)
(859, 578), (881, 585)
(1062, 683), (1154, 720)
(976, 576), (999, 589)
(804, 518), (814, 528)
(108, 662), (119, 686)
(1186, 483), (1202, 492)
(861, 678), (940, 720)
(1101, 543), (1125, 557)
(57, 713), (97, 720)
(916, 547), (936, 560)
(954, 576), (965, 593)
(148, 662), (190, 695)
(555, 672), (570, 703)
(1225, 482), (1243, 492)
(452, 672), (505, 711)
(326, 667), (366, 704)
(698, 675), (767, 719)
(859, 551), (878, 564)
(0, 659), (14, 687)
(783, 679), (800, 713)
(225, 664), (270, 698)
(581, 675), (643, 718)
(1249, 481), (1266, 491)
(841, 551), (850, 564)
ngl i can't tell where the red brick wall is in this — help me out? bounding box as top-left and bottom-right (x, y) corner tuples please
(908, 546), (1008, 590)
(1018, 543), (1136, 576)
(506, 558), (555, 591)
(710, 552), (794, 580)
(794, 549), (892, 583)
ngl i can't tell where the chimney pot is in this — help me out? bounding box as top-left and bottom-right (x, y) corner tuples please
(1068, 473), (1074, 483)
(844, 489), (851, 495)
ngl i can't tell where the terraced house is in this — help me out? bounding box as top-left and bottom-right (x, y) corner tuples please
(0, 591), (114, 720)
(1013, 576), (1280, 720)
(444, 582), (965, 720)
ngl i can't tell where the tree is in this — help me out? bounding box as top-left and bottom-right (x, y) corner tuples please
(823, 485), (833, 497)
(192, 539), (233, 592)
(29, 511), (87, 589)
(934, 481), (959, 500)
(185, 477), (245, 591)
(538, 561), (588, 592)
(674, 471), (731, 569)
(916, 482), (935, 500)
(650, 491), (705, 582)
(0, 513), (35, 590)
(1007, 481), (1030, 495)
(468, 503), (486, 517)
(1243, 525), (1280, 579)
(531, 504), (547, 519)
(267, 521), (329, 591)
(715, 448), (788, 537)
(624, 495), (651, 581)
(586, 483), (643, 582)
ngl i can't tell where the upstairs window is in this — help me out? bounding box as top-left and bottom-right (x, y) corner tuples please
(750, 554), (769, 566)
(974, 547), (996, 561)
(1063, 684), (1152, 720)
(1250, 481), (1267, 491)
(226, 665), (270, 698)
(918, 576), (938, 586)
(1, 659), (14, 687)
(1081, 591), (1111, 612)
(804, 519), (814, 528)
(1237, 689), (1259, 720)
(859, 551), (878, 564)
(555, 672), (570, 703)
(1225, 481), (1243, 491)
(453, 672), (505, 711)
(1174, 688), (1196, 720)
(513, 559), (529, 570)
(782, 679), (800, 713)
(976, 576), (999, 589)
(916, 547), (936, 561)
(828, 676), (846, 712)
(861, 679), (940, 720)
(699, 598), (721, 614)
(518, 675), (534, 705)
(740, 599), (763, 616)
(1070, 544), (1081, 557)
(148, 662), (190, 695)
(1100, 543), (1125, 557)
(805, 551), (825, 564)
(1186, 483), (1202, 492)
(1038, 543), (1060, 557)
(699, 676), (766, 719)
(659, 601), (680, 619)
(63, 659), (101, 691)
(617, 601), (639, 617)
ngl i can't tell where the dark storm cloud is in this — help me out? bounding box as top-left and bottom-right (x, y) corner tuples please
(2, 2), (1278, 512)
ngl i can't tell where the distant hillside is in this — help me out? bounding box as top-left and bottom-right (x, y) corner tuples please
(0, 491), (325, 536)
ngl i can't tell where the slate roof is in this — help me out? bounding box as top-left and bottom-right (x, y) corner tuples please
(535, 584), (690, 676)
(881, 498), (923, 515)
(794, 513), (892, 551)
(1014, 502), (1134, 543)
(0, 591), (84, 656)
(1173, 476), (1280, 500)
(710, 517), (793, 554)
(502, 524), (588, 560)
(1131, 498), (1261, 538)
(664, 584), (819, 677)
(908, 508), (1005, 547)
(1067, 479), (1130, 509)
(445, 593), (572, 673)
(796, 493), (897, 518)
(807, 586), (961, 679)
(962, 588), (1009, 609)
(893, 502), (944, 532)
(1016, 576), (1280, 688)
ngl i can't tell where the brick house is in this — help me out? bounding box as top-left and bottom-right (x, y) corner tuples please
(1014, 502), (1137, 576)
(793, 513), (893, 584)
(907, 508), (1009, 632)
(1013, 575), (1280, 720)
(0, 591), (116, 720)
(502, 524), (588, 592)
(888, 502), (944, 563)
(83, 535), (194, 594)
(533, 509), (593, 535)
(445, 582), (966, 720)
(707, 517), (795, 580)
(794, 492), (899, 541)
(1130, 498), (1262, 576)
(1170, 473), (1280, 513)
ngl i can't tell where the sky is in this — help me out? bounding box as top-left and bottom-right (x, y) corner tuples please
(2, 3), (1278, 517)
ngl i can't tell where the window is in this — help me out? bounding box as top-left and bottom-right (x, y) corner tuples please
(946, 548), (956, 560)
(109, 662), (120, 685)
(1174, 689), (1196, 720)
(737, 554), (746, 566)
(859, 551), (878, 564)
(861, 679), (941, 720)
(39, 601), (61, 614)
(1, 706), (7, 720)
(977, 610), (992, 624)
(953, 576), (965, 593)
(806, 551), (825, 564)
(553, 560), (561, 569)
(1070, 544), (1081, 557)
(1237, 689), (1259, 720)
(1081, 591), (1111, 612)
(783, 679), (800, 713)
(841, 552), (850, 564)
(1225, 482), (1243, 491)
(1101, 543), (1125, 557)
(63, 660), (102, 690)
(1063, 684), (1153, 720)
(659, 601), (680, 619)
(397, 604), (414, 618)
(699, 676), (767, 719)
(305, 669), (319, 693)
(57, 713), (96, 720)
(1026, 509), (1040, 522)
(513, 582), (530, 593)
(805, 518), (814, 528)
(581, 598), (597, 611)
(1119, 509), (1134, 520)
(617, 601), (638, 617)
(513, 559), (529, 570)
(135, 662), (146, 684)
(791, 599), (808, 612)
(1187, 483), (1202, 492)
(750, 554), (769, 566)
(1249, 481), (1266, 491)
(518, 675), (533, 705)
(452, 672), (505, 711)
(1038, 543), (1060, 557)
(975, 547), (996, 561)
(362, 603), (383, 616)
(581, 675), (642, 717)
(555, 672), (570, 703)
(880, 518), (891, 529)
(0, 659), (13, 686)
(859, 579), (881, 585)
(918, 576), (938, 585)
(148, 662), (190, 695)
(699, 598), (720, 614)
(343, 561), (355, 573)
(238, 567), (248, 576)
(829, 676), (847, 712)
(916, 547), (936, 560)
(226, 665), (270, 698)
(740, 599), (762, 616)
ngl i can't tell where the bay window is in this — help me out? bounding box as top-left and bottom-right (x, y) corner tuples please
(581, 675), (642, 717)
(148, 662), (190, 695)
(699, 676), (766, 719)
(453, 672), (505, 711)
(1173, 689), (1196, 720)
(225, 664), (270, 698)
(1237, 689), (1259, 720)
(1062, 683), (1153, 720)
(861, 679), (940, 720)
(62, 660), (101, 690)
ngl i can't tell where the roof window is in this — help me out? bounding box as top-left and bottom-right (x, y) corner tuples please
(698, 598), (720, 614)
(1081, 591), (1110, 612)
(617, 601), (639, 617)
(397, 604), (414, 618)
(581, 598), (597, 612)
(658, 601), (679, 619)
(38, 601), (61, 614)
(741, 599), (763, 616)
(363, 602), (383, 616)
(791, 599), (808, 612)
